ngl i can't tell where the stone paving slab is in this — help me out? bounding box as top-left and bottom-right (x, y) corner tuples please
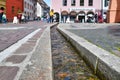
(5, 55), (27, 64)
(0, 66), (19, 80)
(13, 43), (35, 54)
(0, 29), (34, 52)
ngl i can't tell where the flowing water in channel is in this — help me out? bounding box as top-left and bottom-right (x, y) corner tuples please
(51, 25), (100, 80)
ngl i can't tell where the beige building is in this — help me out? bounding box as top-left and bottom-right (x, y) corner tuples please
(0, 0), (6, 12)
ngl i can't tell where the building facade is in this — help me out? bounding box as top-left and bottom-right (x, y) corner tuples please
(36, 0), (50, 19)
(102, 0), (109, 22)
(51, 0), (102, 22)
(102, 0), (109, 13)
(6, 0), (23, 21)
(107, 0), (120, 23)
(6, 0), (37, 21)
(0, 0), (6, 13)
(36, 2), (43, 18)
(24, 0), (37, 20)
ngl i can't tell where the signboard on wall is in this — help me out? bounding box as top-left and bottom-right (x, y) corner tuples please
(70, 8), (95, 12)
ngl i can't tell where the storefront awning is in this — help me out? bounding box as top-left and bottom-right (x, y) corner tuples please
(78, 14), (85, 16)
(87, 11), (94, 15)
(61, 11), (68, 16)
(87, 14), (93, 17)
(70, 11), (77, 16)
(78, 11), (85, 16)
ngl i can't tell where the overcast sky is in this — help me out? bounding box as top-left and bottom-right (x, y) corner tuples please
(44, 0), (51, 6)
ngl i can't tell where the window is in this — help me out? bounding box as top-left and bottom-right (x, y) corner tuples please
(80, 0), (84, 6)
(88, 0), (93, 6)
(11, 6), (14, 14)
(104, 0), (109, 7)
(71, 0), (76, 6)
(63, 0), (67, 6)
(24, 2), (26, 8)
(28, 4), (29, 9)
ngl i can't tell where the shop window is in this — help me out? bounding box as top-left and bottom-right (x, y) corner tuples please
(71, 0), (76, 6)
(63, 0), (67, 6)
(88, 0), (93, 6)
(80, 0), (84, 6)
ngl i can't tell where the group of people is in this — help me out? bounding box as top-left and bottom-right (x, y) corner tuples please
(0, 7), (7, 24)
(41, 9), (55, 23)
(0, 7), (27, 24)
(86, 13), (107, 23)
(13, 13), (27, 24)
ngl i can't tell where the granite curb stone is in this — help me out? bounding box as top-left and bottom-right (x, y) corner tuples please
(57, 24), (120, 80)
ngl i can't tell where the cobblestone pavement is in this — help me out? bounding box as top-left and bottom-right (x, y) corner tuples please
(51, 25), (99, 80)
(0, 21), (47, 52)
(0, 21), (52, 80)
(66, 23), (120, 57)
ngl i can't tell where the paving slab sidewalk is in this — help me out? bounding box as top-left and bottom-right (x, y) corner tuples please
(0, 23), (57, 80)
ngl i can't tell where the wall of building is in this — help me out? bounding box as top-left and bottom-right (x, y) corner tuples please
(6, 0), (37, 21)
(36, 2), (43, 17)
(51, 0), (102, 14)
(0, 0), (6, 13)
(51, 0), (102, 23)
(108, 0), (120, 23)
(24, 0), (37, 20)
(6, 0), (23, 21)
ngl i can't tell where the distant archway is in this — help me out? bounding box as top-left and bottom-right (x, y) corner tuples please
(69, 11), (77, 21)
(69, 11), (77, 16)
(61, 10), (68, 16)
(77, 11), (86, 22)
(61, 10), (68, 23)
(87, 11), (94, 17)
(78, 11), (85, 15)
(54, 12), (59, 22)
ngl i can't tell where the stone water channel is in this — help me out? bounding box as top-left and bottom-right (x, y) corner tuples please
(51, 25), (100, 80)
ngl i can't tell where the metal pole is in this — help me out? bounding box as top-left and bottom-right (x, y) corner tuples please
(59, 8), (61, 23)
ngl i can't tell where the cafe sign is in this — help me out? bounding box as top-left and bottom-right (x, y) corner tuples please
(70, 8), (95, 12)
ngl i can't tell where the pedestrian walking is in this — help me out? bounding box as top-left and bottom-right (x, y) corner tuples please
(103, 12), (107, 23)
(13, 16), (18, 24)
(2, 13), (7, 23)
(46, 13), (50, 23)
(21, 13), (25, 23)
(98, 15), (103, 23)
(0, 7), (4, 23)
(49, 9), (54, 23)
(17, 13), (22, 23)
(94, 13), (98, 23)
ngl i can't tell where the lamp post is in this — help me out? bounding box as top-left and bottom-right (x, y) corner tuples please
(101, 0), (103, 21)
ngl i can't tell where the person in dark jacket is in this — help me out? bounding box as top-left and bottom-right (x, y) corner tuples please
(0, 7), (4, 23)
